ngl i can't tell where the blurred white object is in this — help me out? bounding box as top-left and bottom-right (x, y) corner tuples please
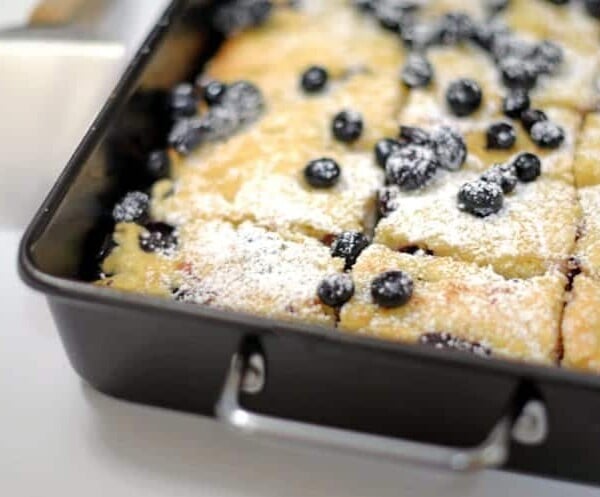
(0, 0), (169, 229)
(0, 39), (124, 228)
(0, 0), (39, 30)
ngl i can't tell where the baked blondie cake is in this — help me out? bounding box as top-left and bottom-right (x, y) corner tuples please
(96, 0), (600, 372)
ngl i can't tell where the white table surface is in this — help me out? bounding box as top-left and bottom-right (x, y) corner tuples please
(0, 2), (598, 495)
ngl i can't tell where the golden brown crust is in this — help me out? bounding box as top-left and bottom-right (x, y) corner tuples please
(340, 245), (566, 364)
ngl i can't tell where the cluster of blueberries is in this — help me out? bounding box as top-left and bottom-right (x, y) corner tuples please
(318, 230), (414, 309)
(111, 191), (178, 254)
(167, 79), (266, 156)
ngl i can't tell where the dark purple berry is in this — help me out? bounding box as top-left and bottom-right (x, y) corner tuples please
(544, 0), (569, 5)
(374, 0), (414, 31)
(301, 65), (329, 93)
(386, 145), (439, 191)
(139, 223), (178, 253)
(437, 11), (475, 45)
(530, 120), (565, 148)
(331, 231), (370, 269)
(203, 80), (227, 106)
(481, 163), (518, 194)
(446, 78), (482, 117)
(169, 83), (198, 119)
(419, 333), (491, 357)
(512, 152), (542, 182)
(431, 126), (467, 171)
(304, 158), (341, 188)
(401, 54), (434, 88)
(503, 89), (530, 118)
(458, 180), (504, 217)
(584, 0), (600, 18)
(531, 40), (563, 75)
(499, 57), (538, 90)
(318, 274), (355, 307)
(471, 21), (509, 52)
(375, 138), (402, 168)
(112, 191), (150, 224)
(399, 125), (431, 146)
(377, 186), (401, 217)
(486, 121), (517, 149)
(371, 270), (414, 308)
(332, 110), (364, 143)
(220, 80), (264, 124)
(147, 150), (171, 180)
(212, 0), (273, 34)
(520, 108), (548, 132)
(168, 117), (205, 155)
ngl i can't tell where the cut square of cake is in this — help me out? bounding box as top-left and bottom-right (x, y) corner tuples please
(562, 275), (600, 373)
(339, 244), (566, 364)
(375, 168), (580, 279)
(98, 220), (344, 326)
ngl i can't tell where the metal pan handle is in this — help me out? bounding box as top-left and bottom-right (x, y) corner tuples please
(215, 353), (545, 472)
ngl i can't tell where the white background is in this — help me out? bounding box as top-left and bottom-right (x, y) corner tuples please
(0, 1), (598, 495)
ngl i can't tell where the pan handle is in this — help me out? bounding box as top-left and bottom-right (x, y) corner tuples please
(215, 353), (543, 472)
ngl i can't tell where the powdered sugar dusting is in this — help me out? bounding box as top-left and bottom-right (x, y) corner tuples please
(174, 220), (343, 324)
(375, 169), (579, 278)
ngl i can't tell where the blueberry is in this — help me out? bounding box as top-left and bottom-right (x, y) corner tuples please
(530, 120), (565, 148)
(199, 106), (241, 141)
(446, 79), (482, 117)
(301, 65), (329, 93)
(499, 57), (538, 90)
(304, 158), (341, 188)
(520, 108), (548, 132)
(437, 11), (475, 45)
(544, 0), (569, 4)
(220, 80), (265, 124)
(531, 40), (563, 75)
(401, 20), (439, 50)
(491, 35), (535, 62)
(481, 163), (518, 193)
(486, 121), (517, 149)
(399, 125), (431, 146)
(374, 0), (414, 31)
(317, 274), (355, 307)
(419, 332), (491, 357)
(212, 0), (273, 34)
(332, 110), (364, 143)
(458, 180), (504, 217)
(386, 145), (439, 190)
(331, 231), (370, 269)
(168, 117), (205, 155)
(584, 0), (600, 18)
(139, 222), (178, 253)
(371, 270), (414, 308)
(169, 83), (198, 119)
(147, 150), (171, 180)
(401, 53), (434, 89)
(471, 21), (509, 52)
(377, 186), (401, 217)
(502, 89), (530, 118)
(431, 126), (467, 171)
(512, 152), (542, 182)
(203, 80), (227, 106)
(112, 191), (150, 224)
(375, 138), (402, 168)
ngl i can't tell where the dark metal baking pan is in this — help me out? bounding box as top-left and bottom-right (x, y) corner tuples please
(18, 0), (600, 486)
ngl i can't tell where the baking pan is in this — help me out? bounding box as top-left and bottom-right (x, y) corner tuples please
(18, 0), (600, 486)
